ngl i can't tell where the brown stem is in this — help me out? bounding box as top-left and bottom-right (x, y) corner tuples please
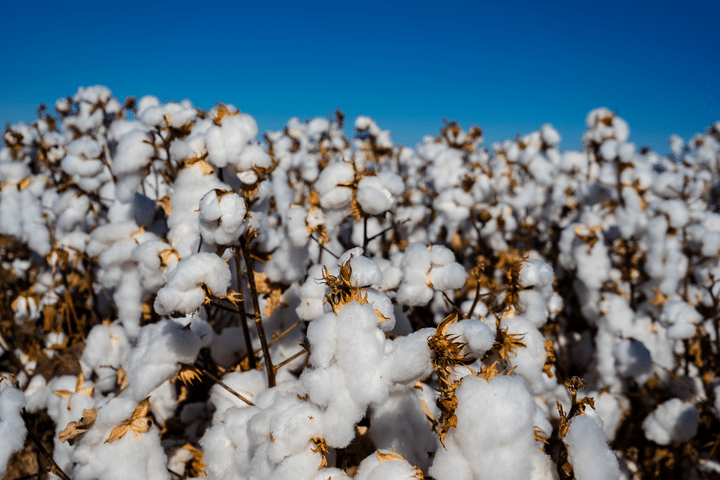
(233, 254), (257, 370)
(273, 347), (309, 373)
(21, 409), (73, 480)
(239, 237), (276, 387)
(199, 368), (255, 406)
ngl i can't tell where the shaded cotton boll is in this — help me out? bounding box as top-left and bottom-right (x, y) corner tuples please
(356, 170), (404, 215)
(205, 113), (259, 168)
(369, 387), (437, 472)
(82, 322), (129, 392)
(120, 320), (206, 401)
(642, 398), (699, 445)
(659, 301), (702, 340)
(315, 161), (356, 209)
(0, 385), (27, 478)
(69, 396), (170, 480)
(594, 392), (630, 442)
(564, 415), (621, 480)
(613, 338), (653, 385)
(382, 328), (435, 384)
(154, 252), (231, 316)
(198, 190), (247, 246)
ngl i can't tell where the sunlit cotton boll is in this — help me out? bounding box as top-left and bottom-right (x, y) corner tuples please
(198, 190), (247, 246)
(356, 170), (404, 215)
(154, 252), (231, 316)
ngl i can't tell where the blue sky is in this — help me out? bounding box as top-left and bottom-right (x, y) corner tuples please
(1, 0), (718, 154)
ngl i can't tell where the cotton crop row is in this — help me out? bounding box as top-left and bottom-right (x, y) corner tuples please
(1, 85), (719, 480)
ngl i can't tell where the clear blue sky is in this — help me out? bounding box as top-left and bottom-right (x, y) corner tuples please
(1, 0), (718, 153)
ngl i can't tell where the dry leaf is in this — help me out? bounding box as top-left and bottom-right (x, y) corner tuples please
(377, 447), (405, 463)
(105, 398), (152, 443)
(59, 408), (98, 445)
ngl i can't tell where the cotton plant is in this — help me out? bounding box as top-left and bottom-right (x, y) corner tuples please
(2, 85), (720, 479)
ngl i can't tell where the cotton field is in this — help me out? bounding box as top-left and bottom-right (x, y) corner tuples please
(1, 85), (720, 480)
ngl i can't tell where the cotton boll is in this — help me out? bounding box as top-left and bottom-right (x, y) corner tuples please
(154, 252), (231, 315)
(209, 370), (267, 418)
(354, 449), (421, 480)
(121, 320), (205, 401)
(594, 392), (629, 442)
(69, 397), (170, 480)
(335, 302), (388, 405)
(659, 301), (702, 340)
(0, 386), (27, 478)
(198, 190), (247, 246)
(613, 338), (653, 385)
(446, 374), (538, 480)
(382, 328), (435, 384)
(369, 387), (437, 471)
(205, 113), (258, 168)
(564, 415), (621, 480)
(367, 289), (396, 331)
(520, 259), (555, 288)
(447, 320), (495, 358)
(315, 162), (355, 209)
(82, 322), (129, 392)
(501, 316), (553, 395)
(428, 260), (468, 291)
(642, 398), (699, 445)
(306, 312), (338, 369)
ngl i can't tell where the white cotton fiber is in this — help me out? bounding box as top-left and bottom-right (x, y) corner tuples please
(564, 415), (620, 480)
(198, 190), (247, 246)
(431, 374), (541, 480)
(613, 338), (653, 385)
(0, 385), (27, 478)
(121, 320), (206, 401)
(642, 398), (699, 445)
(154, 252), (231, 315)
(659, 301), (701, 340)
(205, 113), (258, 168)
(354, 450), (420, 480)
(315, 162), (356, 209)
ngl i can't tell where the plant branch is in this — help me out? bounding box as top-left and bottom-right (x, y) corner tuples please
(198, 367), (255, 406)
(239, 236), (276, 387)
(21, 409), (73, 480)
(233, 254), (257, 370)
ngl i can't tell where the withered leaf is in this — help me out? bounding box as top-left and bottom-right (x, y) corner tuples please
(59, 408), (98, 445)
(376, 447), (405, 463)
(105, 397), (152, 443)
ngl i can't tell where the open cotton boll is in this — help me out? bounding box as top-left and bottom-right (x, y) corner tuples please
(356, 170), (404, 215)
(431, 374), (552, 480)
(382, 328), (435, 384)
(354, 449), (421, 480)
(446, 320), (495, 358)
(205, 113), (258, 168)
(198, 190), (247, 246)
(154, 252), (231, 316)
(120, 320), (205, 401)
(369, 386), (437, 471)
(315, 162), (356, 209)
(339, 249), (384, 287)
(82, 322), (129, 391)
(613, 338), (653, 385)
(0, 385), (27, 478)
(659, 301), (702, 340)
(642, 398), (699, 445)
(209, 369), (267, 418)
(564, 415), (621, 480)
(69, 396), (170, 480)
